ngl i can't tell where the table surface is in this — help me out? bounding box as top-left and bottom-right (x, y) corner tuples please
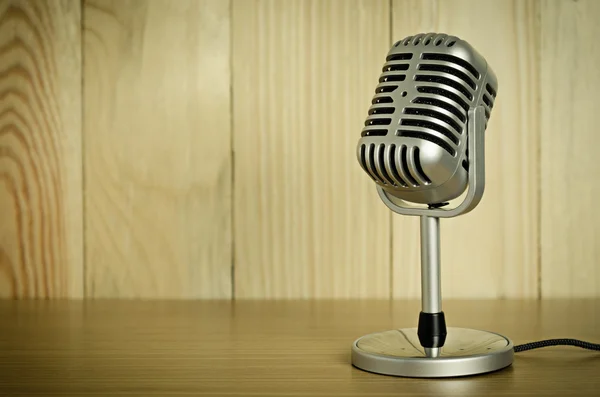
(0, 299), (599, 396)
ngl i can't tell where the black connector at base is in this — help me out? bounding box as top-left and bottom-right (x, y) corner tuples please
(417, 311), (447, 348)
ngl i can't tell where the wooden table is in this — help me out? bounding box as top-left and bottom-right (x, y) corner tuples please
(0, 299), (599, 396)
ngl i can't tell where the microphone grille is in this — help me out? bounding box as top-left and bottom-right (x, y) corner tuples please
(358, 33), (498, 204)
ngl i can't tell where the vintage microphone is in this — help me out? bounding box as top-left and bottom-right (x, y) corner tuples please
(351, 33), (514, 377)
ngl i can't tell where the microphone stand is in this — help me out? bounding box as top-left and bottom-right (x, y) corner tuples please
(351, 106), (515, 377)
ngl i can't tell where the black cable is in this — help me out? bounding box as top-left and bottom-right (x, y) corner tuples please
(514, 338), (600, 353)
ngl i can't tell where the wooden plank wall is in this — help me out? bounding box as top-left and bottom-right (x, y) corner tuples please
(83, 0), (232, 298)
(0, 0), (598, 299)
(540, 0), (600, 298)
(231, 0), (391, 299)
(0, 0), (82, 298)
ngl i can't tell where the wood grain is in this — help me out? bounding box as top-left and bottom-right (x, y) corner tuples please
(0, 0), (83, 298)
(391, 0), (540, 299)
(83, 0), (231, 298)
(541, 0), (600, 297)
(232, 0), (392, 299)
(0, 299), (599, 396)
(3, 0), (600, 300)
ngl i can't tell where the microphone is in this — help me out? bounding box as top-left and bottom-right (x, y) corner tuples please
(351, 33), (513, 378)
(357, 32), (497, 213)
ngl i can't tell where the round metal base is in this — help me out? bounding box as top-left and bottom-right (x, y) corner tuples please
(352, 327), (514, 378)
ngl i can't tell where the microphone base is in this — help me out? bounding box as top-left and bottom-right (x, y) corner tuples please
(351, 327), (513, 378)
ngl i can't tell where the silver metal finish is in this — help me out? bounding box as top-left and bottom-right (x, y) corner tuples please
(356, 32), (496, 212)
(420, 216), (441, 314)
(377, 105), (486, 218)
(424, 347), (440, 358)
(352, 327), (514, 378)
(420, 215), (441, 358)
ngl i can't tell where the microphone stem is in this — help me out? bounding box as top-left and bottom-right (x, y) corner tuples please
(418, 215), (446, 357)
(420, 215), (441, 313)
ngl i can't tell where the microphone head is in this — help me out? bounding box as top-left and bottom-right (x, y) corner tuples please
(357, 33), (497, 205)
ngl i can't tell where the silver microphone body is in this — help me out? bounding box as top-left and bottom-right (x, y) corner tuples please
(357, 33), (497, 205)
(351, 34), (514, 377)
